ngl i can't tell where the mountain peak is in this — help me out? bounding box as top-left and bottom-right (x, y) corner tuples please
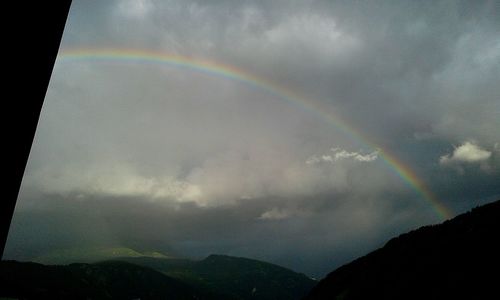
(32, 246), (172, 265)
(304, 199), (500, 300)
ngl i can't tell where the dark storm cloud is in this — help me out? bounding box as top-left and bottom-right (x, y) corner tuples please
(4, 189), (436, 277)
(4, 0), (499, 278)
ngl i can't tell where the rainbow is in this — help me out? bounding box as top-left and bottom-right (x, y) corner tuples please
(57, 48), (453, 219)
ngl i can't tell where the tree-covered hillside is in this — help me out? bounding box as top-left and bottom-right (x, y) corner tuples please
(304, 199), (500, 300)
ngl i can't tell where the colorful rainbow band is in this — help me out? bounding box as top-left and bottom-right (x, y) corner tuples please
(56, 47), (453, 220)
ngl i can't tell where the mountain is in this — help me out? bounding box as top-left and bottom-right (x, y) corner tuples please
(304, 199), (500, 300)
(0, 260), (226, 299)
(119, 254), (317, 300)
(0, 253), (316, 299)
(33, 246), (171, 265)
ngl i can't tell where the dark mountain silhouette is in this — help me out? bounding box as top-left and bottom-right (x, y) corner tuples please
(119, 254), (316, 300)
(0, 253), (316, 299)
(0, 260), (227, 300)
(4, 199), (499, 299)
(304, 199), (500, 300)
(32, 246), (172, 265)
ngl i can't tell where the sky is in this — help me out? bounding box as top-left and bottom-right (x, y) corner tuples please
(4, 0), (500, 278)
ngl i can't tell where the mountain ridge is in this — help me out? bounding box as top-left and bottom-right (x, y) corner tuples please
(32, 246), (172, 265)
(0, 259), (224, 299)
(1, 252), (316, 299)
(111, 253), (317, 300)
(304, 199), (500, 300)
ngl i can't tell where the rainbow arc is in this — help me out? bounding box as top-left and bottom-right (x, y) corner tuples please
(57, 47), (453, 219)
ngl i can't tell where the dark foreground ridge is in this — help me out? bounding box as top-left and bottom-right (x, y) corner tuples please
(0, 260), (225, 300)
(0, 254), (316, 299)
(304, 199), (500, 300)
(119, 254), (316, 300)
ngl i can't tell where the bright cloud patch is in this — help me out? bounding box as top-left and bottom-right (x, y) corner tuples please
(258, 207), (309, 221)
(259, 208), (292, 220)
(26, 164), (204, 205)
(440, 141), (492, 165)
(306, 147), (379, 165)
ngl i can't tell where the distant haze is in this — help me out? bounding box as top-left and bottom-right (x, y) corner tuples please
(4, 0), (500, 278)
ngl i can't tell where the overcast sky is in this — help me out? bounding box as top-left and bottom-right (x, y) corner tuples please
(4, 0), (500, 278)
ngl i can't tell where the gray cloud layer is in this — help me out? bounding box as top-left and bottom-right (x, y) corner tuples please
(4, 0), (500, 277)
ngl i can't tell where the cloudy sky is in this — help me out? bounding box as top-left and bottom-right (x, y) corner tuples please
(4, 0), (500, 278)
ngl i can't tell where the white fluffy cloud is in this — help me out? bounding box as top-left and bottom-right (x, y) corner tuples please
(22, 144), (384, 209)
(306, 147), (379, 165)
(25, 163), (203, 205)
(440, 141), (492, 165)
